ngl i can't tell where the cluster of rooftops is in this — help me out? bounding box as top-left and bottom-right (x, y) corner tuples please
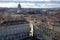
(0, 20), (29, 26)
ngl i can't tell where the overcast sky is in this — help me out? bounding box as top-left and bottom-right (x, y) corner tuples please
(0, 0), (60, 8)
(0, 0), (60, 1)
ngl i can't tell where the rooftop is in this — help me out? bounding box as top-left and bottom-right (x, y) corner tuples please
(0, 20), (29, 26)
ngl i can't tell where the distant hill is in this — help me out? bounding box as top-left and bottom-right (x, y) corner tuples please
(0, 7), (60, 11)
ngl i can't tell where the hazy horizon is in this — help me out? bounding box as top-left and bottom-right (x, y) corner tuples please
(0, 0), (60, 8)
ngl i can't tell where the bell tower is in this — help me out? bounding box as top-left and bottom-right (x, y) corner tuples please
(17, 3), (22, 13)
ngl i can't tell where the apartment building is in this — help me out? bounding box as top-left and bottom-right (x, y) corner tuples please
(51, 20), (60, 40)
(0, 20), (31, 40)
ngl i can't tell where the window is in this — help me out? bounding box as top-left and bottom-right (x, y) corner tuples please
(8, 37), (11, 40)
(11, 37), (14, 40)
(0, 37), (2, 40)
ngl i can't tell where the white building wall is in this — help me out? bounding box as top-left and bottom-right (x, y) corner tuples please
(53, 26), (60, 32)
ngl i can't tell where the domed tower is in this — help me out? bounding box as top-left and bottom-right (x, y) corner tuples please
(17, 3), (22, 14)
